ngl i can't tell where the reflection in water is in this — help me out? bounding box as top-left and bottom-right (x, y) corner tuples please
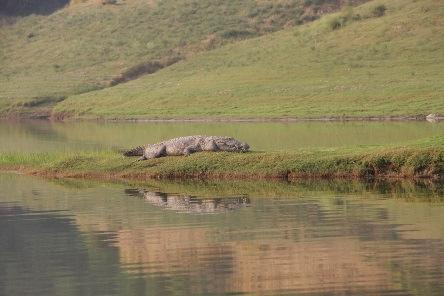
(0, 203), (123, 296)
(125, 188), (250, 213)
(0, 173), (444, 295)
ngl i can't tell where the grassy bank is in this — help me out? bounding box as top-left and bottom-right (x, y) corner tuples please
(1, 136), (442, 181)
(53, 0), (444, 119)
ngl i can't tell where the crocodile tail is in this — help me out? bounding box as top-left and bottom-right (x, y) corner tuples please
(123, 146), (145, 157)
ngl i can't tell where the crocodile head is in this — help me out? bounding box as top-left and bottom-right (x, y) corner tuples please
(240, 142), (250, 152)
(216, 137), (250, 152)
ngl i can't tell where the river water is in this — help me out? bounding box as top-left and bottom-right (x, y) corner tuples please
(0, 120), (443, 152)
(0, 120), (443, 295)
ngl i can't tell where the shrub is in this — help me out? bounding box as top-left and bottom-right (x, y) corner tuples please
(102, 0), (117, 5)
(327, 6), (360, 31)
(219, 29), (255, 39)
(328, 16), (348, 30)
(110, 55), (182, 86)
(304, 0), (327, 6)
(372, 5), (387, 17)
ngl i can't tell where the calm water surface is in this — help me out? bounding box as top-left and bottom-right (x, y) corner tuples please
(1, 174), (443, 296)
(1, 120), (444, 295)
(0, 120), (443, 152)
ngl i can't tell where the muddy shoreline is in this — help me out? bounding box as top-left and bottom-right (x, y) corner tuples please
(2, 112), (443, 123)
(3, 167), (443, 184)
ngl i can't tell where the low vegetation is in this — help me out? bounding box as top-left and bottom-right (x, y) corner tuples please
(1, 0), (442, 119)
(0, 0), (357, 116)
(53, 0), (444, 120)
(1, 136), (442, 181)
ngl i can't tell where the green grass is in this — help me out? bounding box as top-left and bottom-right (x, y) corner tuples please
(1, 135), (443, 181)
(0, 0), (342, 115)
(53, 0), (444, 119)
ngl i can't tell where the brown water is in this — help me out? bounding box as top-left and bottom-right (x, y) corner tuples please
(1, 120), (444, 295)
(0, 120), (443, 152)
(1, 174), (443, 296)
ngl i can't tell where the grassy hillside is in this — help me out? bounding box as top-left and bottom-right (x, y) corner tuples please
(53, 0), (444, 119)
(0, 0), (351, 116)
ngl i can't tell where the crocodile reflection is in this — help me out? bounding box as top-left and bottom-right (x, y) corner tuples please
(125, 189), (250, 213)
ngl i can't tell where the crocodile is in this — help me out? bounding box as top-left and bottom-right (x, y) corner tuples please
(123, 135), (250, 160)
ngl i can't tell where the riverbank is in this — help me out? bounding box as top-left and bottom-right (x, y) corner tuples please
(1, 137), (442, 182)
(1, 108), (443, 122)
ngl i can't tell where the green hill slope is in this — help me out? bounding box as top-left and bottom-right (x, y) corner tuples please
(53, 0), (444, 119)
(1, 0), (350, 116)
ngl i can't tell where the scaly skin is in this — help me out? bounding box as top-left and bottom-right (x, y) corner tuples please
(123, 135), (250, 160)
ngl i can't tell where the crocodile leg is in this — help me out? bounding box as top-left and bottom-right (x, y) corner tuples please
(208, 140), (219, 151)
(183, 145), (199, 156)
(137, 156), (147, 161)
(203, 139), (218, 151)
(144, 145), (167, 159)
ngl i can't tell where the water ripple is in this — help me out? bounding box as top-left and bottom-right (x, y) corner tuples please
(1, 176), (444, 295)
